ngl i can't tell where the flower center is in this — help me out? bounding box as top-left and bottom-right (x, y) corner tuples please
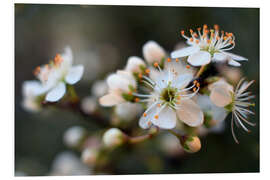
(160, 87), (177, 103)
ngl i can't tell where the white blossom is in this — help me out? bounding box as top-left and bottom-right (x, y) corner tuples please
(135, 60), (203, 129)
(171, 25), (247, 67)
(99, 70), (137, 107)
(209, 78), (256, 143)
(33, 47), (84, 102)
(21, 80), (46, 112)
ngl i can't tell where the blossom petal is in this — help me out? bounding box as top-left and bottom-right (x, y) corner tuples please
(223, 52), (248, 61)
(22, 80), (46, 97)
(45, 82), (66, 102)
(187, 51), (211, 66)
(65, 65), (84, 85)
(99, 93), (124, 107)
(172, 73), (193, 89)
(213, 52), (227, 62)
(171, 46), (200, 59)
(176, 99), (204, 127)
(61, 46), (73, 65)
(228, 59), (241, 67)
(143, 41), (166, 64)
(210, 85), (232, 107)
(151, 107), (177, 129)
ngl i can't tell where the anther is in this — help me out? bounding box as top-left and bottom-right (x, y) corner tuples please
(138, 73), (143, 79)
(154, 115), (159, 119)
(167, 58), (171, 62)
(181, 30), (185, 35)
(190, 29), (194, 34)
(143, 113), (147, 117)
(189, 38), (194, 42)
(145, 69), (150, 74)
(186, 65), (191, 69)
(214, 24), (219, 30)
(135, 98), (140, 102)
(207, 39), (211, 44)
(34, 66), (41, 76)
(175, 58), (179, 62)
(193, 87), (197, 92)
(203, 24), (208, 29)
(196, 39), (199, 44)
(154, 62), (159, 67)
(157, 104), (161, 107)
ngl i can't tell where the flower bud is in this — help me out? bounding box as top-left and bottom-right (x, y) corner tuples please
(180, 135), (201, 153)
(143, 41), (166, 64)
(81, 96), (97, 114)
(81, 147), (99, 166)
(102, 128), (125, 148)
(125, 56), (146, 73)
(91, 80), (108, 98)
(107, 71), (136, 92)
(63, 126), (87, 148)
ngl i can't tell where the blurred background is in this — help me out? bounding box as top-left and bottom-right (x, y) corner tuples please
(15, 4), (259, 175)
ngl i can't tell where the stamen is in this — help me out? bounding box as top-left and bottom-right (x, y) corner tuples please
(154, 115), (159, 119)
(175, 58), (179, 62)
(167, 58), (171, 62)
(34, 66), (41, 76)
(186, 65), (190, 69)
(196, 39), (199, 44)
(145, 69), (150, 74)
(143, 113), (147, 117)
(154, 62), (159, 67)
(189, 38), (194, 42)
(135, 98), (140, 102)
(181, 30), (185, 35)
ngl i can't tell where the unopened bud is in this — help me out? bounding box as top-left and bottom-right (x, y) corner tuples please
(81, 147), (99, 166)
(103, 128), (125, 148)
(63, 126), (87, 148)
(180, 135), (201, 153)
(143, 41), (166, 64)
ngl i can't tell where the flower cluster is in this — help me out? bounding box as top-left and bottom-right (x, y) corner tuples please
(22, 25), (256, 172)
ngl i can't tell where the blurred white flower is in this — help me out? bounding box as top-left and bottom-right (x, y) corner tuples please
(50, 151), (91, 176)
(197, 94), (227, 125)
(33, 46), (84, 102)
(143, 41), (166, 64)
(103, 128), (125, 148)
(63, 126), (87, 148)
(99, 71), (137, 106)
(115, 102), (143, 122)
(81, 96), (97, 114)
(136, 60), (203, 129)
(91, 80), (108, 98)
(124, 56), (146, 73)
(220, 66), (242, 84)
(209, 78), (256, 143)
(81, 147), (99, 166)
(160, 133), (184, 156)
(21, 80), (46, 112)
(171, 25), (247, 66)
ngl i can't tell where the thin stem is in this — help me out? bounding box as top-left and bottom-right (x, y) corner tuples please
(126, 126), (159, 144)
(195, 65), (206, 78)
